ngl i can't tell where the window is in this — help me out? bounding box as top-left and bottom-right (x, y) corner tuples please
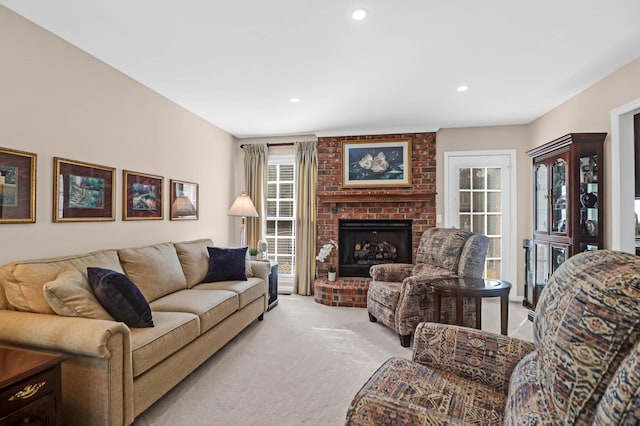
(266, 155), (295, 282)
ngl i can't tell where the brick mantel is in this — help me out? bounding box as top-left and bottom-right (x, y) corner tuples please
(316, 132), (437, 279)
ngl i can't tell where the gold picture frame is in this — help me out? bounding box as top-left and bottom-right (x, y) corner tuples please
(170, 179), (198, 220)
(0, 147), (36, 223)
(53, 157), (115, 222)
(123, 170), (164, 221)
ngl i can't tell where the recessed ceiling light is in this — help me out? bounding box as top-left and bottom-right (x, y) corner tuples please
(352, 9), (368, 20)
(457, 86), (469, 92)
(289, 97), (301, 103)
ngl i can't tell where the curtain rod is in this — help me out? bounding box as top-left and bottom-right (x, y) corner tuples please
(239, 142), (295, 148)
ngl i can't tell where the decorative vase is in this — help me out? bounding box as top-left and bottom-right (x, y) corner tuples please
(328, 272), (336, 282)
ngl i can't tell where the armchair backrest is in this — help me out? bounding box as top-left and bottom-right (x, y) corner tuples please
(414, 228), (488, 277)
(530, 250), (640, 423)
(456, 233), (489, 277)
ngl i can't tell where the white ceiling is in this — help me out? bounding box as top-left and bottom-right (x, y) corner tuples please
(2, 1), (640, 138)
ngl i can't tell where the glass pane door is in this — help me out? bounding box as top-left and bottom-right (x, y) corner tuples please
(458, 167), (502, 279)
(534, 242), (549, 303)
(535, 164), (548, 233)
(579, 153), (599, 239)
(551, 157), (568, 234)
(551, 244), (568, 274)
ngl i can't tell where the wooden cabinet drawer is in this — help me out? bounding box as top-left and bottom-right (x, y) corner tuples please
(0, 368), (57, 419)
(0, 393), (55, 426)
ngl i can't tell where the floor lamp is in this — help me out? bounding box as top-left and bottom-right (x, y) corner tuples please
(228, 192), (259, 247)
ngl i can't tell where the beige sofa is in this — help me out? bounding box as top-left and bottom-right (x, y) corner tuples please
(0, 238), (270, 426)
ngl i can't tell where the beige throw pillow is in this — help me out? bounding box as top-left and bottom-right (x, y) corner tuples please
(43, 268), (114, 320)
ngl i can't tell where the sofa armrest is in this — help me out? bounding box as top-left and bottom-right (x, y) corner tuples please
(370, 263), (414, 282)
(412, 322), (535, 394)
(0, 310), (135, 425)
(0, 310), (130, 358)
(251, 261), (271, 312)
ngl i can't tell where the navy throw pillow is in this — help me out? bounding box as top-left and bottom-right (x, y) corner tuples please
(87, 267), (154, 328)
(203, 246), (248, 282)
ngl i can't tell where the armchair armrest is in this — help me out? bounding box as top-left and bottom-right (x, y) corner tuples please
(412, 322), (535, 394)
(369, 263), (414, 282)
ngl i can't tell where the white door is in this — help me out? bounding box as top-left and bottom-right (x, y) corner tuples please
(444, 150), (517, 287)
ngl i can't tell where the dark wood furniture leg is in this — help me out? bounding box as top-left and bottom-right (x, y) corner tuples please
(475, 296), (482, 330)
(500, 292), (509, 335)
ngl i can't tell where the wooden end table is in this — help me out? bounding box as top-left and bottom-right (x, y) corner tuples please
(0, 345), (65, 426)
(430, 277), (511, 335)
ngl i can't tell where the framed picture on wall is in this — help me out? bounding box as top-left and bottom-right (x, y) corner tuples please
(53, 157), (115, 222)
(123, 170), (163, 220)
(342, 138), (412, 188)
(170, 179), (198, 220)
(0, 147), (36, 224)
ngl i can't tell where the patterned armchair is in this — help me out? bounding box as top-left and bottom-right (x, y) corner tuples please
(367, 228), (489, 347)
(346, 250), (640, 425)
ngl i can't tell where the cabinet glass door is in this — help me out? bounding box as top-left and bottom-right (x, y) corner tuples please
(534, 241), (549, 304)
(551, 244), (569, 274)
(579, 153), (599, 240)
(534, 164), (548, 233)
(551, 157), (568, 234)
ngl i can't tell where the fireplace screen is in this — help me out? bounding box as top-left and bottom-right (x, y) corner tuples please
(339, 219), (412, 277)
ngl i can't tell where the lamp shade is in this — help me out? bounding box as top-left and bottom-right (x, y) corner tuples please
(228, 192), (259, 217)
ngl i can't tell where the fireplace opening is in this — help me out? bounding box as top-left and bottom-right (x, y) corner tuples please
(338, 219), (412, 277)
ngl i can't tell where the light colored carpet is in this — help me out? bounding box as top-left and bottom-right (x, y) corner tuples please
(133, 295), (533, 426)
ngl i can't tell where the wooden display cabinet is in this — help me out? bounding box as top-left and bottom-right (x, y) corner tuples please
(523, 133), (606, 312)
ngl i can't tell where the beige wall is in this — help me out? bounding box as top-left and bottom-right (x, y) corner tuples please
(0, 7), (236, 266)
(436, 126), (530, 296)
(435, 56), (640, 298)
(529, 57), (640, 250)
(3, 3), (640, 293)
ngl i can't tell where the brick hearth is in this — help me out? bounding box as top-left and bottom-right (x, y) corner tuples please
(313, 277), (370, 307)
(315, 132), (436, 307)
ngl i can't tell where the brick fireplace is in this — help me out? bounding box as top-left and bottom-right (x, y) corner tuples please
(314, 132), (436, 307)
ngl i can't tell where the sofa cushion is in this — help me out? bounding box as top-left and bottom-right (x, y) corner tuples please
(194, 277), (264, 309)
(203, 246), (248, 282)
(130, 311), (200, 377)
(174, 239), (213, 288)
(149, 289), (239, 334)
(88, 267), (154, 328)
(346, 357), (506, 425)
(415, 228), (472, 273)
(43, 267), (114, 320)
(367, 280), (402, 311)
(0, 249), (123, 314)
(0, 283), (8, 310)
(118, 242), (187, 302)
